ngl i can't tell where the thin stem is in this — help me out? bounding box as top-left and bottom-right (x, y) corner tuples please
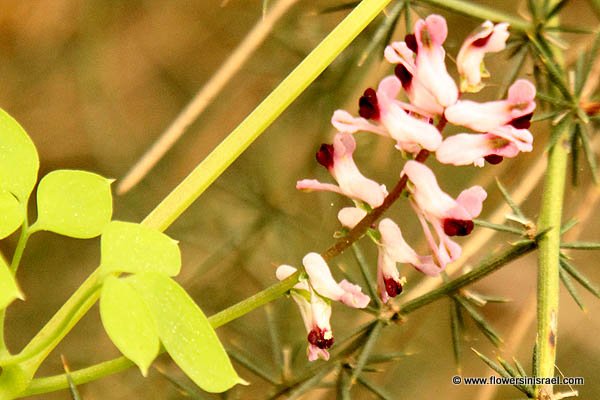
(206, 273), (300, 328)
(321, 149), (430, 260)
(399, 240), (537, 315)
(22, 357), (134, 397)
(416, 0), (530, 31)
(535, 130), (569, 396)
(0, 207), (30, 355)
(10, 208), (30, 274)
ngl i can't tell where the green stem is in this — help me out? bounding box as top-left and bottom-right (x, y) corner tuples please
(19, 273), (300, 397)
(416, 0), (530, 31)
(10, 221), (30, 274)
(206, 272), (300, 328)
(0, 207), (30, 355)
(535, 130), (569, 396)
(21, 240), (537, 397)
(142, 0), (394, 232)
(399, 240), (537, 315)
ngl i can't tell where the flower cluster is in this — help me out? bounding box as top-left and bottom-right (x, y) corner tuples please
(281, 15), (535, 361)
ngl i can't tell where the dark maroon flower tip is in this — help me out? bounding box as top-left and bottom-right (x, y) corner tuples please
(384, 277), (403, 298)
(405, 33), (418, 54)
(394, 64), (413, 91)
(484, 154), (504, 165)
(316, 143), (334, 169)
(308, 329), (334, 349)
(358, 88), (380, 120)
(443, 218), (474, 237)
(471, 31), (494, 47)
(510, 113), (533, 129)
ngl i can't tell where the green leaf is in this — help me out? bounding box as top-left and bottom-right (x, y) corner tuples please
(127, 272), (245, 393)
(99, 221), (181, 277)
(577, 123), (599, 183)
(548, 113), (573, 151)
(472, 348), (510, 378)
(456, 296), (503, 347)
(559, 266), (586, 311)
(0, 255), (23, 310)
(495, 179), (526, 220)
(544, 0), (569, 20)
(0, 108), (39, 202)
(497, 356), (534, 396)
(0, 190), (23, 239)
(581, 31), (600, 89)
(100, 276), (159, 376)
(34, 170), (113, 238)
(450, 298), (463, 371)
(559, 256), (600, 297)
(561, 241), (600, 250)
(358, 376), (394, 400)
(473, 219), (524, 235)
(349, 321), (383, 386)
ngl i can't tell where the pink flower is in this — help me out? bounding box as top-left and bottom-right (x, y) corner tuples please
(384, 14), (458, 114)
(302, 253), (370, 309)
(377, 218), (437, 303)
(444, 80), (536, 132)
(436, 125), (533, 167)
(331, 76), (442, 153)
(276, 253), (370, 361)
(296, 132), (387, 208)
(403, 161), (487, 269)
(337, 206), (367, 229)
(276, 264), (333, 361)
(457, 21), (510, 92)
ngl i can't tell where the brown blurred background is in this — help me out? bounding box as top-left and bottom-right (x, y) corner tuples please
(1, 0), (599, 399)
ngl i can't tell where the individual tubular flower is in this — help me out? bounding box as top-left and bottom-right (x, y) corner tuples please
(296, 132), (387, 208)
(276, 265), (333, 361)
(337, 206), (367, 229)
(331, 76), (442, 153)
(403, 161), (487, 269)
(384, 14), (458, 114)
(302, 252), (370, 309)
(444, 80), (536, 132)
(436, 125), (533, 167)
(276, 254), (370, 361)
(377, 218), (437, 303)
(457, 21), (510, 93)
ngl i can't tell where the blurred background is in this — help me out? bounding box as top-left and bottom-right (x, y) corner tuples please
(0, 0), (599, 399)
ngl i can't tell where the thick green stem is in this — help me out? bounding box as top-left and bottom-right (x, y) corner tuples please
(535, 131), (569, 396)
(399, 240), (537, 315)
